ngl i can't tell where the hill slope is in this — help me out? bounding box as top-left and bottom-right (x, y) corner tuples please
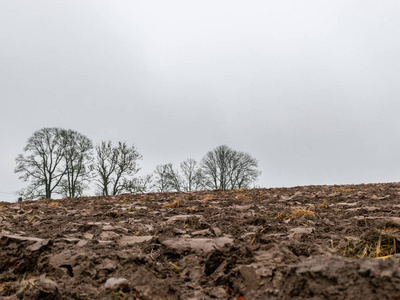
(2, 183), (400, 299)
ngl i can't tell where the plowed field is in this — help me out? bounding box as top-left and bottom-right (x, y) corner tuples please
(2, 183), (400, 299)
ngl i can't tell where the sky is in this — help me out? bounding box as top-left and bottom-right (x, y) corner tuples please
(1, 1), (400, 202)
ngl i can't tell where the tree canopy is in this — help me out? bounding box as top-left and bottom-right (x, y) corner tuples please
(15, 127), (93, 199)
(200, 145), (261, 190)
(94, 141), (142, 196)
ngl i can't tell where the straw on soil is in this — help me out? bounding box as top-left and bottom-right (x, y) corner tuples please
(289, 207), (315, 219)
(164, 200), (180, 208)
(340, 229), (400, 258)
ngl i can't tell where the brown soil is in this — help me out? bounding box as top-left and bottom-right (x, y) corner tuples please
(2, 183), (400, 299)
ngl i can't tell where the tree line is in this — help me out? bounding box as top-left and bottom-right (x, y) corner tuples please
(15, 127), (261, 200)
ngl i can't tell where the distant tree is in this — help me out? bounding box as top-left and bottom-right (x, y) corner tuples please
(123, 174), (153, 194)
(165, 164), (183, 192)
(15, 127), (66, 199)
(200, 145), (260, 190)
(152, 159), (204, 192)
(153, 164), (174, 193)
(94, 141), (142, 196)
(59, 129), (94, 198)
(15, 127), (96, 199)
(180, 158), (204, 191)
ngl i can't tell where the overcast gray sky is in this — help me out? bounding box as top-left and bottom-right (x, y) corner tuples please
(1, 1), (400, 201)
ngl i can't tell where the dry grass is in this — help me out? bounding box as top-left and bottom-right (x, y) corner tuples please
(332, 188), (355, 193)
(164, 200), (180, 208)
(383, 226), (400, 234)
(235, 193), (253, 201)
(318, 200), (329, 209)
(273, 207), (315, 221)
(203, 195), (214, 202)
(26, 216), (36, 223)
(273, 212), (288, 221)
(340, 230), (399, 258)
(0, 282), (11, 293)
(290, 207), (315, 219)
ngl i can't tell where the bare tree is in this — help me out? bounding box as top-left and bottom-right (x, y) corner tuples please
(59, 129), (94, 198)
(152, 159), (204, 192)
(166, 164), (182, 192)
(123, 174), (153, 194)
(180, 158), (204, 191)
(153, 164), (174, 193)
(200, 145), (260, 190)
(94, 141), (142, 196)
(228, 151), (260, 189)
(15, 127), (66, 199)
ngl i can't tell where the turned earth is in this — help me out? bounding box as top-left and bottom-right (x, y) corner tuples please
(2, 183), (400, 299)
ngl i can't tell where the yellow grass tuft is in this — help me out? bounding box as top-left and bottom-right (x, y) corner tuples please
(290, 207), (315, 219)
(26, 217), (36, 223)
(203, 195), (214, 202)
(48, 202), (59, 208)
(273, 212), (288, 221)
(318, 200), (329, 209)
(236, 193), (253, 201)
(164, 200), (180, 208)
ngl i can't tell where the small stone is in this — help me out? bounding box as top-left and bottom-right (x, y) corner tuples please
(100, 231), (120, 240)
(167, 215), (204, 223)
(118, 236), (153, 246)
(104, 277), (129, 291)
(191, 229), (212, 236)
(35, 274), (58, 292)
(77, 240), (88, 247)
(102, 225), (114, 231)
(288, 227), (314, 235)
(83, 233), (94, 239)
(288, 227), (314, 241)
(162, 237), (234, 253)
(28, 239), (51, 251)
(135, 206), (148, 210)
(98, 240), (114, 245)
(212, 227), (222, 236)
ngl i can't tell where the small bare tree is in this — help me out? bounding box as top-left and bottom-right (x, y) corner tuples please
(152, 159), (204, 192)
(15, 127), (66, 199)
(94, 141), (142, 196)
(180, 158), (204, 191)
(166, 164), (182, 192)
(153, 164), (174, 193)
(200, 145), (260, 190)
(123, 174), (153, 194)
(59, 129), (94, 198)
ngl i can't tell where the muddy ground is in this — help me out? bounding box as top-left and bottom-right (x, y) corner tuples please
(2, 183), (400, 299)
